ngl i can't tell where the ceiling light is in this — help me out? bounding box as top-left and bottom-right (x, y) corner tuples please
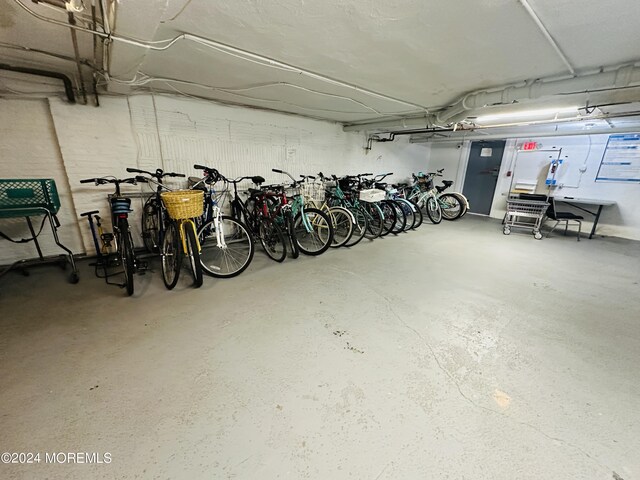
(475, 106), (580, 124)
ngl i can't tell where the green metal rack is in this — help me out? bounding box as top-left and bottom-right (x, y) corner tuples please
(0, 179), (78, 283)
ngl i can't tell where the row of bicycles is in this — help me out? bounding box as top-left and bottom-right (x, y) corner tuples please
(79, 166), (467, 296)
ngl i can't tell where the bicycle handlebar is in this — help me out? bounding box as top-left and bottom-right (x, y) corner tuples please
(272, 168), (297, 183)
(126, 167), (185, 179)
(80, 177), (138, 185)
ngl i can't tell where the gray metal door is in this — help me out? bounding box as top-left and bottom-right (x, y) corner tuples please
(462, 141), (506, 215)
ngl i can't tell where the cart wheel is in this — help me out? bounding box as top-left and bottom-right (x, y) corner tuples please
(69, 272), (80, 284)
(503, 227), (511, 235)
(534, 231), (543, 240)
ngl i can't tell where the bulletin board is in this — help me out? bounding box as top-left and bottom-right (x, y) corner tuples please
(596, 133), (640, 183)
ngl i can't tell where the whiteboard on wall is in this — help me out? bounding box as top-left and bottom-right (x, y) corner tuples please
(596, 133), (640, 183)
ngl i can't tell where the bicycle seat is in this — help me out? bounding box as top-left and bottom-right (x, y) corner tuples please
(247, 188), (262, 196)
(442, 180), (454, 188)
(81, 210), (99, 217)
(252, 176), (265, 185)
(375, 182), (387, 189)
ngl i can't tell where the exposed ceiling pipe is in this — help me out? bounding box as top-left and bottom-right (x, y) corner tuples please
(0, 63), (76, 102)
(12, 0), (428, 114)
(517, 0), (575, 75)
(0, 41), (95, 68)
(68, 11), (88, 104)
(344, 63), (640, 131)
(410, 125), (640, 143)
(436, 63), (640, 125)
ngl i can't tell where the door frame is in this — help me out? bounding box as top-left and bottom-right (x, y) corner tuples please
(461, 140), (508, 216)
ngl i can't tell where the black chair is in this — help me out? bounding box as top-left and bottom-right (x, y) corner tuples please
(546, 197), (583, 241)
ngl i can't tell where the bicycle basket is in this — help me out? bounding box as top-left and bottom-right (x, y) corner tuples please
(161, 190), (204, 219)
(358, 188), (386, 202)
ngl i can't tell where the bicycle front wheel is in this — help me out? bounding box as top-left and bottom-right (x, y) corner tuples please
(185, 222), (203, 288)
(199, 216), (254, 278)
(379, 200), (398, 236)
(259, 219), (287, 262)
(361, 202), (384, 239)
(141, 197), (160, 253)
(426, 196), (443, 224)
(344, 206), (367, 247)
(161, 221), (182, 290)
(294, 207), (333, 255)
(118, 220), (135, 296)
(327, 206), (354, 248)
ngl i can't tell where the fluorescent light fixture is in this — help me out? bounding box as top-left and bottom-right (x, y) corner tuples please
(476, 106), (580, 124)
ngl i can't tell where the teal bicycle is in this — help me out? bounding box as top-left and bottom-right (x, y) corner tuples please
(329, 174), (385, 239)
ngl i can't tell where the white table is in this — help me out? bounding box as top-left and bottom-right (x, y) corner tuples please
(554, 197), (617, 239)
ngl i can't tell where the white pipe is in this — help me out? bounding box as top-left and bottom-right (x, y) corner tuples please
(13, 0), (428, 114)
(410, 125), (640, 143)
(345, 63), (640, 131)
(518, 0), (575, 75)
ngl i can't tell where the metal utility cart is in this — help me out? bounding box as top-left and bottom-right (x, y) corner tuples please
(0, 178), (79, 282)
(503, 195), (549, 240)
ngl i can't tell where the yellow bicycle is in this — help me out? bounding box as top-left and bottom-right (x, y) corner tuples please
(160, 190), (204, 289)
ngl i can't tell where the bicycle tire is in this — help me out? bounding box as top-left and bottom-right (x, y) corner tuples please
(294, 207), (333, 255)
(259, 219), (287, 262)
(379, 200), (397, 236)
(286, 212), (300, 259)
(361, 202), (384, 239)
(411, 200), (424, 228)
(119, 219), (135, 296)
(327, 206), (354, 248)
(161, 221), (182, 290)
(198, 216), (254, 278)
(426, 196), (443, 224)
(141, 197), (160, 253)
(344, 206), (367, 247)
(185, 222), (203, 288)
(439, 193), (464, 220)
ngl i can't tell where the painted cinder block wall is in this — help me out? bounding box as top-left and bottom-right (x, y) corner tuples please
(1, 95), (427, 263)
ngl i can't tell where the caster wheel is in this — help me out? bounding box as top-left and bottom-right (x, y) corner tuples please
(69, 272), (80, 284)
(534, 232), (543, 240)
(503, 227), (511, 235)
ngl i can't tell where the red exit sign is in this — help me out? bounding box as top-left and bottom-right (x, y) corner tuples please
(522, 141), (538, 151)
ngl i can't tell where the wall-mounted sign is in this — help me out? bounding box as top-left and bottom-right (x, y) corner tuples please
(596, 133), (640, 183)
(521, 141), (538, 151)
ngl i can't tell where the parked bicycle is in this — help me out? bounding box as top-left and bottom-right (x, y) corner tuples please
(188, 164), (255, 278)
(405, 170), (468, 223)
(148, 182), (205, 290)
(126, 167), (185, 253)
(80, 176), (141, 295)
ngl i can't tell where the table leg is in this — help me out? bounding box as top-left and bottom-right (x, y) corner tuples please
(589, 205), (604, 239)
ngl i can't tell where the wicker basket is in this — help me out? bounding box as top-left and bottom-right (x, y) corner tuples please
(161, 190), (204, 220)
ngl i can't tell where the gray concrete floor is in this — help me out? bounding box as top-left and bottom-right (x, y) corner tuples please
(1, 216), (639, 480)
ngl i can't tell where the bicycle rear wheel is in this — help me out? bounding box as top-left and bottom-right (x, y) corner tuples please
(440, 193), (464, 220)
(161, 221), (182, 290)
(294, 207), (333, 255)
(259, 219), (287, 262)
(327, 206), (354, 248)
(118, 220), (135, 296)
(198, 216), (254, 278)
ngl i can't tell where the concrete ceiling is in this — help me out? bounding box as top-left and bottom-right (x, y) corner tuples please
(2, 0), (640, 129)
